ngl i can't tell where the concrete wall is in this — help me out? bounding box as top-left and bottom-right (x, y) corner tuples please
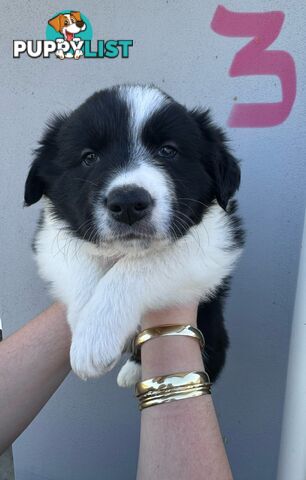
(1, 1), (305, 479)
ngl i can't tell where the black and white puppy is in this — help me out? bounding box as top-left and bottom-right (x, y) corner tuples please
(24, 84), (244, 385)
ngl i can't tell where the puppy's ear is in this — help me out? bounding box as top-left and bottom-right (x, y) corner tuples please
(48, 14), (62, 32)
(24, 115), (66, 207)
(71, 11), (82, 21)
(24, 160), (45, 206)
(191, 109), (241, 211)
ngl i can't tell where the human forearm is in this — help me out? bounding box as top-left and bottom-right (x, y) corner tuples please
(137, 306), (233, 480)
(0, 303), (71, 453)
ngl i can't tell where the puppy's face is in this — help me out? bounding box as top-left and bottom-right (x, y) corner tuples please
(48, 12), (86, 41)
(25, 85), (240, 255)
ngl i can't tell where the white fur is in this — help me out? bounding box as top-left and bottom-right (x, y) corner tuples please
(34, 200), (241, 380)
(119, 85), (167, 138)
(117, 359), (141, 387)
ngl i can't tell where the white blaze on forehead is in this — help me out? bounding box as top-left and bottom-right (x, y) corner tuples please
(102, 85), (174, 236)
(119, 85), (168, 139)
(64, 14), (72, 24)
(106, 163), (173, 233)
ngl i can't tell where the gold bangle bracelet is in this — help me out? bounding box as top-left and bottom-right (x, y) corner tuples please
(133, 324), (205, 359)
(136, 371), (210, 395)
(139, 386), (210, 410)
(135, 371), (211, 410)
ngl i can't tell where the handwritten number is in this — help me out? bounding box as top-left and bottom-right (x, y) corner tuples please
(211, 5), (297, 127)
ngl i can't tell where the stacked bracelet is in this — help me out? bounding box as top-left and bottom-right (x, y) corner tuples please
(133, 323), (211, 410)
(136, 371), (211, 410)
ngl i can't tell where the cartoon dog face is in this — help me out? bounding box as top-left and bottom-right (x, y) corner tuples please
(48, 11), (86, 41)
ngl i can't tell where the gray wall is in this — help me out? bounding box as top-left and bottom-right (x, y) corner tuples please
(1, 1), (305, 479)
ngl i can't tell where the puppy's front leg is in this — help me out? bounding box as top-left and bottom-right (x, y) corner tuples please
(69, 260), (143, 379)
(70, 232), (216, 380)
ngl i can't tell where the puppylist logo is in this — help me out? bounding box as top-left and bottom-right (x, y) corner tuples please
(13, 10), (133, 60)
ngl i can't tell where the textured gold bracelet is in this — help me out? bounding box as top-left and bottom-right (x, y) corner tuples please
(136, 371), (211, 410)
(133, 324), (205, 359)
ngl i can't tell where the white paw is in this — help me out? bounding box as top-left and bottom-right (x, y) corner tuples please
(55, 50), (65, 60)
(117, 359), (141, 387)
(68, 293), (140, 380)
(70, 321), (123, 380)
(74, 50), (82, 59)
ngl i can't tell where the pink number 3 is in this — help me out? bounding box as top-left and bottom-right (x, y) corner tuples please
(211, 5), (297, 128)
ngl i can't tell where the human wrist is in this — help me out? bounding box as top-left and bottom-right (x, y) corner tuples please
(141, 335), (204, 378)
(140, 305), (203, 379)
(142, 304), (198, 329)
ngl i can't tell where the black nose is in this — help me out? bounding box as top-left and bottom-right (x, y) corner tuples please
(106, 187), (153, 225)
(76, 20), (84, 27)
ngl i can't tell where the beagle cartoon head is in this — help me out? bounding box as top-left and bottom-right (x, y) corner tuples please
(48, 11), (86, 41)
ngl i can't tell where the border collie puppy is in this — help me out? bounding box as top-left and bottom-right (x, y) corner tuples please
(24, 84), (244, 385)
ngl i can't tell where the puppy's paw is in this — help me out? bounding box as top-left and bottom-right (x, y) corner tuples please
(74, 50), (82, 60)
(55, 50), (65, 60)
(70, 327), (122, 380)
(117, 359), (141, 387)
(68, 294), (140, 380)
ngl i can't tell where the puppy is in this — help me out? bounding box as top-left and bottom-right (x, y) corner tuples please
(24, 84), (244, 386)
(48, 11), (86, 59)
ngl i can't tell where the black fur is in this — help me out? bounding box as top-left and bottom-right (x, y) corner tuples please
(197, 280), (230, 382)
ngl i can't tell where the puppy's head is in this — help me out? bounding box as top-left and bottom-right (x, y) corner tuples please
(25, 85), (240, 255)
(48, 12), (86, 40)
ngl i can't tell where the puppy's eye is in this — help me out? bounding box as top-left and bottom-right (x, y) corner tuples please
(81, 150), (99, 166)
(157, 145), (177, 158)
(64, 20), (69, 26)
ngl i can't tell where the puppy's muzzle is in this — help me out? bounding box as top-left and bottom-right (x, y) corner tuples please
(106, 186), (153, 226)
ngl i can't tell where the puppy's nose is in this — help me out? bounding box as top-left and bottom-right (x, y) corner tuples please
(76, 20), (84, 27)
(106, 187), (153, 225)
